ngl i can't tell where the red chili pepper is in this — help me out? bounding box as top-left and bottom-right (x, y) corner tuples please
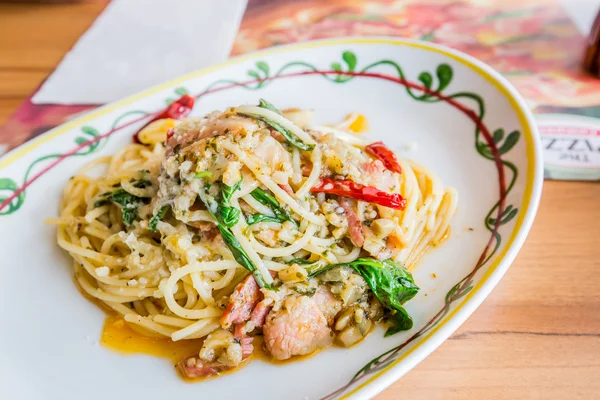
(133, 94), (195, 143)
(365, 141), (402, 174)
(311, 178), (406, 209)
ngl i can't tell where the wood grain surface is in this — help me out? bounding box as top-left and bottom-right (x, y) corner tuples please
(0, 3), (598, 399)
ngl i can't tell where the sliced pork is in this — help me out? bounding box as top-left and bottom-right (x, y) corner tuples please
(263, 295), (333, 361)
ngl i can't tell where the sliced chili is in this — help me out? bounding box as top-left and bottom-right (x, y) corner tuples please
(133, 94), (195, 143)
(311, 178), (406, 209)
(365, 141), (402, 174)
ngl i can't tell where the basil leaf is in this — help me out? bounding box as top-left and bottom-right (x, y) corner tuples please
(249, 188), (297, 227)
(210, 179), (243, 228)
(249, 113), (314, 151)
(197, 191), (269, 289)
(310, 257), (419, 336)
(108, 190), (143, 226)
(258, 98), (281, 114)
(218, 206), (241, 227)
(217, 225), (269, 288)
(238, 98), (315, 151)
(384, 306), (413, 337)
(221, 179), (243, 204)
(104, 179), (152, 226)
(250, 187), (279, 207)
(149, 205), (169, 232)
(246, 213), (281, 225)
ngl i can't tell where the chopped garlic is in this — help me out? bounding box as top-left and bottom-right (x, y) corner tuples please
(95, 266), (109, 277)
(371, 218), (396, 238)
(222, 161), (242, 187)
(278, 264), (308, 284)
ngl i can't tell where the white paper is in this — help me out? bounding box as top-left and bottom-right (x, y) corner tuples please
(561, 0), (600, 34)
(32, 0), (247, 105)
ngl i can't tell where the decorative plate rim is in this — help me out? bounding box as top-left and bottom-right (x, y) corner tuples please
(0, 37), (544, 400)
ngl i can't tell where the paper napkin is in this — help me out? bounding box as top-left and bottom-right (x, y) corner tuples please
(32, 0), (247, 105)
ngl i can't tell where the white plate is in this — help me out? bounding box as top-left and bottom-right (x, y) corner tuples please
(0, 37), (543, 400)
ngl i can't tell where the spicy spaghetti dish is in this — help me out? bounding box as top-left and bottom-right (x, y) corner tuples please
(50, 95), (457, 379)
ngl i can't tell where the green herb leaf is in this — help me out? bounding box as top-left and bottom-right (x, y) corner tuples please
(108, 189), (137, 205)
(350, 258), (419, 306)
(258, 98), (282, 114)
(221, 179), (243, 204)
(244, 99), (315, 151)
(384, 307), (413, 336)
(194, 171), (213, 179)
(105, 179), (151, 226)
(217, 225), (269, 288)
(250, 186), (279, 207)
(250, 188), (297, 227)
(310, 257), (419, 336)
(219, 205), (241, 227)
(121, 207), (138, 226)
(246, 213), (281, 225)
(197, 191), (269, 288)
(204, 180), (244, 228)
(108, 189), (143, 226)
(149, 205), (169, 232)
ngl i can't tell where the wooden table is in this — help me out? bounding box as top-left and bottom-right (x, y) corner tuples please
(1, 3), (599, 399)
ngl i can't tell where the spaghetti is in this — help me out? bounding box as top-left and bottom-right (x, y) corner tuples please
(49, 99), (457, 378)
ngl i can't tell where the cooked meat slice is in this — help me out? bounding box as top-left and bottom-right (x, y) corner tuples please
(178, 359), (226, 379)
(312, 286), (342, 325)
(339, 198), (364, 247)
(362, 159), (397, 191)
(239, 335), (254, 359)
(166, 111), (260, 156)
(220, 275), (262, 329)
(263, 295), (332, 361)
(249, 299), (272, 328)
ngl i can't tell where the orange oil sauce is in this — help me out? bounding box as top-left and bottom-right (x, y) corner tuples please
(77, 279), (373, 382)
(100, 319), (325, 381)
(101, 316), (203, 365)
